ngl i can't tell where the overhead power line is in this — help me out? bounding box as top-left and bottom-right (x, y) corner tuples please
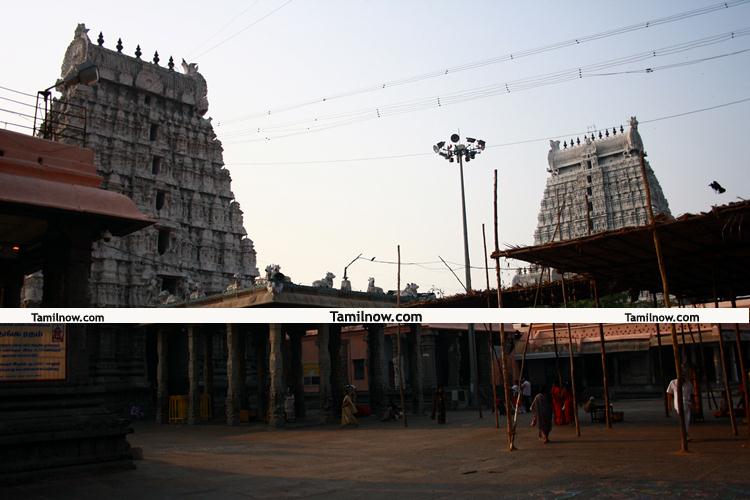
(220, 29), (750, 143)
(228, 95), (750, 166)
(187, 0), (262, 58)
(192, 0), (295, 59)
(220, 0), (750, 124)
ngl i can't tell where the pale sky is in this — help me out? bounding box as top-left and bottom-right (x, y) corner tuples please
(3, 1), (749, 296)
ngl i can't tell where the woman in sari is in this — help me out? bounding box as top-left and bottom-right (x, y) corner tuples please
(341, 385), (358, 427)
(531, 385), (553, 443)
(551, 382), (564, 425)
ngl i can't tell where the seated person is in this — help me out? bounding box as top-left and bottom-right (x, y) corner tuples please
(583, 396), (598, 413)
(714, 392), (731, 418)
(380, 402), (402, 421)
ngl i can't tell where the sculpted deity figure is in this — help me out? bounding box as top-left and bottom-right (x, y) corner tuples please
(181, 59), (209, 116)
(400, 283), (419, 298)
(367, 277), (384, 295)
(547, 140), (560, 172)
(626, 116), (643, 152)
(265, 264), (287, 294)
(312, 272), (335, 288)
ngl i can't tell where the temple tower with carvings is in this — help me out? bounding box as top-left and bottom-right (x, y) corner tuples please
(534, 118), (671, 245)
(49, 24), (259, 307)
(34, 25), (260, 393)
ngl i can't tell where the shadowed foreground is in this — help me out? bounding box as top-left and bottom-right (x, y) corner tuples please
(6, 399), (750, 499)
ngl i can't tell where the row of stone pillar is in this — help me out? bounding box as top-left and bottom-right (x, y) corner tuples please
(154, 323), (404, 427)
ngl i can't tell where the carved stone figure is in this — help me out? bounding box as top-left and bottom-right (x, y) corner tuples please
(625, 116), (643, 152)
(547, 140), (560, 171)
(367, 277), (384, 295)
(158, 290), (178, 305)
(143, 270), (161, 305)
(225, 272), (242, 293)
(312, 272), (335, 288)
(181, 59), (209, 116)
(400, 283), (419, 297)
(264, 264), (287, 294)
(187, 275), (206, 300)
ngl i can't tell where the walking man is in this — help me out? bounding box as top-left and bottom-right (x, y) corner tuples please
(666, 373), (693, 439)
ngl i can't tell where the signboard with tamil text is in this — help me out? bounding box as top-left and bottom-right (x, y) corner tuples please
(0, 325), (66, 381)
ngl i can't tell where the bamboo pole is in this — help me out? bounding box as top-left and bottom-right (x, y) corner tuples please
(730, 297), (750, 441)
(694, 325), (717, 411)
(396, 245), (407, 428)
(718, 323), (738, 436)
(712, 273), (737, 435)
(592, 280), (612, 429)
(560, 274), (581, 437)
(552, 322), (562, 386)
(482, 224), (500, 430)
(511, 322), (534, 445)
(684, 320), (713, 416)
(493, 170), (515, 452)
(652, 293), (669, 418)
(638, 151), (688, 452)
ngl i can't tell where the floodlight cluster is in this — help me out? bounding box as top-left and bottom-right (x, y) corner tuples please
(433, 134), (486, 163)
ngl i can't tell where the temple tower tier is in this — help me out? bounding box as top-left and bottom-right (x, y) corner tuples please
(535, 117), (671, 245)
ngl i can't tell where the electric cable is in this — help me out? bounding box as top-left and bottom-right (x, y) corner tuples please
(221, 29), (750, 143)
(229, 95), (750, 166)
(220, 0), (750, 124)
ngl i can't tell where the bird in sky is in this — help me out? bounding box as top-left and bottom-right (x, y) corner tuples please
(709, 181), (726, 194)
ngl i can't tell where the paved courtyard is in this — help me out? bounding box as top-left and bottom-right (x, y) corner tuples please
(5, 399), (750, 499)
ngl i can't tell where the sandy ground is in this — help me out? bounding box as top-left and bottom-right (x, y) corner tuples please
(5, 398), (750, 499)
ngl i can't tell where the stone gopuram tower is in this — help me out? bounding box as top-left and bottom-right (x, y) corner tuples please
(534, 117), (671, 245)
(52, 25), (259, 306)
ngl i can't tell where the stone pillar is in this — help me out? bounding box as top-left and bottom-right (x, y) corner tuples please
(330, 325), (343, 419)
(187, 325), (200, 424)
(713, 346), (722, 384)
(730, 343), (739, 382)
(448, 334), (461, 387)
(0, 269), (23, 307)
(392, 330), (404, 389)
(420, 329), (438, 392)
(476, 330), (490, 407)
(41, 221), (92, 386)
(268, 323), (286, 427)
(203, 330), (214, 419)
(317, 324), (332, 423)
(156, 327), (169, 424)
(288, 328), (306, 419)
(41, 221), (91, 308)
(410, 325), (424, 414)
(254, 329), (268, 422)
(225, 323), (241, 425)
(366, 324), (386, 416)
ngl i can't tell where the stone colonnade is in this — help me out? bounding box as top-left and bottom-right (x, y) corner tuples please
(154, 323), (409, 427)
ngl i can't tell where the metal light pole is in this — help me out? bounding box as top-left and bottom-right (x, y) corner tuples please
(434, 134), (486, 407)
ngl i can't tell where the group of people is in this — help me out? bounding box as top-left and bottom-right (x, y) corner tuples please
(528, 380), (576, 444)
(551, 382), (576, 426)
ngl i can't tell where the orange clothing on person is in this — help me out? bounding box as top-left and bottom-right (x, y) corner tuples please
(551, 385), (564, 426)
